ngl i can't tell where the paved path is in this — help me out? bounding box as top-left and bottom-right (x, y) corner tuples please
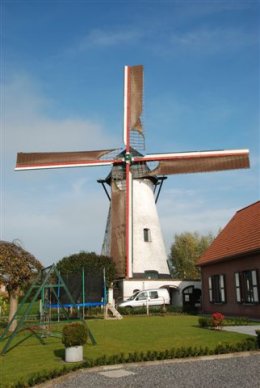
(40, 352), (260, 388)
(223, 325), (260, 336)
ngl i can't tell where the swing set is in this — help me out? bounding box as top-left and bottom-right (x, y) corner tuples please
(0, 264), (107, 355)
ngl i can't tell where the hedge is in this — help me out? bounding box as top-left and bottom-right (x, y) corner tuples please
(12, 337), (258, 387)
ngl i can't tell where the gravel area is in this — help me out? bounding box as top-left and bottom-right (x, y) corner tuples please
(39, 352), (260, 388)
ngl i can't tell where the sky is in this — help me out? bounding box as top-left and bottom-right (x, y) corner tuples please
(0, 0), (259, 267)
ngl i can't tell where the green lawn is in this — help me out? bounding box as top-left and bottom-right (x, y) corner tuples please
(0, 315), (253, 387)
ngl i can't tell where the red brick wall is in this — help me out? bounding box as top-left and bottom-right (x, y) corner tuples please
(200, 253), (260, 319)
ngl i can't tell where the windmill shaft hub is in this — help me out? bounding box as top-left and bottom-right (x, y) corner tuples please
(124, 152), (133, 164)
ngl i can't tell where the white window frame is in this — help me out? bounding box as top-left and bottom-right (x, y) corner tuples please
(220, 275), (226, 303)
(235, 270), (259, 304)
(208, 274), (226, 303)
(208, 276), (213, 302)
(252, 270), (259, 303)
(235, 272), (241, 302)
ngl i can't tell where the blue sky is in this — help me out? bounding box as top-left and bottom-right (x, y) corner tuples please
(1, 0), (259, 266)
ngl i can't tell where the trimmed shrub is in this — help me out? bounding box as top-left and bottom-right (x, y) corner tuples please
(62, 322), (87, 347)
(244, 337), (257, 350)
(117, 305), (185, 316)
(198, 317), (211, 328)
(198, 315), (252, 328)
(223, 317), (249, 326)
(255, 330), (260, 348)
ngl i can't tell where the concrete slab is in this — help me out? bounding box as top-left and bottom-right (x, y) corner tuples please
(99, 369), (135, 378)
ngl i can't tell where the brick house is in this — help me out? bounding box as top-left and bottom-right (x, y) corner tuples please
(197, 201), (260, 319)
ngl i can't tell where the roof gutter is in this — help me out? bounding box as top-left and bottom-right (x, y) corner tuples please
(197, 248), (260, 267)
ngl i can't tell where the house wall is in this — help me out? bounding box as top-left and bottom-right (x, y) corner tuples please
(200, 252), (260, 319)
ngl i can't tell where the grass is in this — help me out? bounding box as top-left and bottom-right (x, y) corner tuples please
(0, 315), (255, 387)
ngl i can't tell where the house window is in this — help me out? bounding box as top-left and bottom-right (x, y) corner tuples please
(234, 270), (259, 304)
(143, 228), (151, 242)
(208, 275), (226, 303)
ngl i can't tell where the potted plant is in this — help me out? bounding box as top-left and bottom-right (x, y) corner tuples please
(62, 322), (87, 362)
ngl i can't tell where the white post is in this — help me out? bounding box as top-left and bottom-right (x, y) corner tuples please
(146, 299), (149, 316)
(108, 288), (114, 306)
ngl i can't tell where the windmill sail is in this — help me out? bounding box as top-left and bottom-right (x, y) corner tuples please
(110, 181), (126, 278)
(123, 65), (143, 278)
(135, 149), (250, 176)
(124, 65), (144, 152)
(15, 149), (117, 170)
(129, 65), (143, 135)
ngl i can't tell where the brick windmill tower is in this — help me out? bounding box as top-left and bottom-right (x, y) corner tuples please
(16, 65), (250, 291)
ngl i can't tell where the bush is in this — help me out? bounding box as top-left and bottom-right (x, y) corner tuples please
(244, 337), (257, 350)
(211, 312), (224, 328)
(223, 317), (249, 326)
(198, 315), (251, 328)
(62, 322), (87, 347)
(0, 295), (8, 316)
(198, 317), (211, 328)
(256, 330), (260, 349)
(117, 305), (184, 316)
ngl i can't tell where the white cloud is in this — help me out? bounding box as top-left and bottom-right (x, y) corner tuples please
(169, 27), (257, 54)
(3, 74), (118, 156)
(156, 170), (258, 253)
(3, 181), (109, 265)
(160, 196), (236, 252)
(76, 28), (143, 50)
(0, 73), (118, 264)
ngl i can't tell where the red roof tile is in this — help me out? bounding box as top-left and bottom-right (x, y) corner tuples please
(197, 201), (260, 266)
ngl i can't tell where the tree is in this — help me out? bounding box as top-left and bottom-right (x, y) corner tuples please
(169, 232), (215, 280)
(56, 251), (116, 286)
(0, 240), (42, 331)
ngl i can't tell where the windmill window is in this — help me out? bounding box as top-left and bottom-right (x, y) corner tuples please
(143, 228), (151, 242)
(144, 270), (159, 279)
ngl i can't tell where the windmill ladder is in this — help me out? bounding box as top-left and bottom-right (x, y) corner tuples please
(104, 303), (123, 320)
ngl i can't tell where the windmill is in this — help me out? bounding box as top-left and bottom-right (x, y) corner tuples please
(16, 65), (250, 281)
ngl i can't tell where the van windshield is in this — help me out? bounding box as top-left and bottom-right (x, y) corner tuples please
(127, 292), (139, 301)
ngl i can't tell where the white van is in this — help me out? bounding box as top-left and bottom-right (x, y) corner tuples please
(118, 288), (170, 308)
